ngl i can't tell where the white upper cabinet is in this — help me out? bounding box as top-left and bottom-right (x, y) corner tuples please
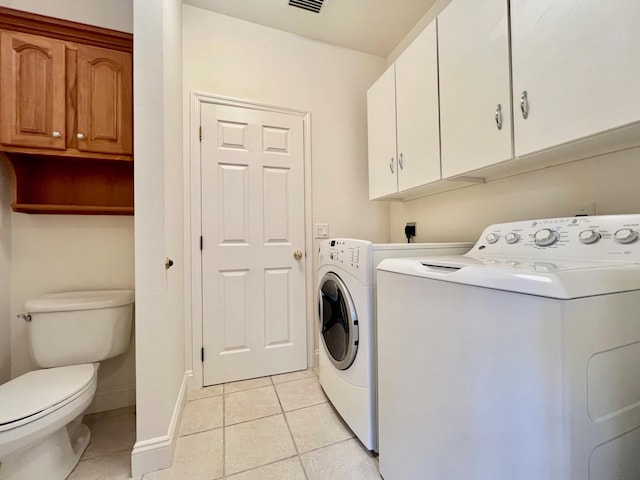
(367, 0), (640, 201)
(395, 21), (440, 191)
(439, 0), (512, 178)
(367, 64), (398, 200)
(367, 21), (440, 200)
(511, 0), (640, 157)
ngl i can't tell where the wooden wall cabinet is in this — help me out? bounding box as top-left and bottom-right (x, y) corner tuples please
(0, 30), (67, 151)
(76, 44), (132, 156)
(0, 7), (133, 215)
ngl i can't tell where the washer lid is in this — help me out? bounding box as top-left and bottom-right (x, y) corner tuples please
(25, 289), (134, 313)
(0, 364), (96, 428)
(377, 256), (640, 299)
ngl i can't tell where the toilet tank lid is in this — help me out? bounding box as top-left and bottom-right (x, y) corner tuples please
(0, 364), (96, 429)
(25, 289), (134, 313)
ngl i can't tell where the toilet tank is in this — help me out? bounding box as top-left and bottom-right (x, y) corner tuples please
(24, 290), (134, 368)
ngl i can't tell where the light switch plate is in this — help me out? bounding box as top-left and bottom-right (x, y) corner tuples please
(315, 223), (329, 238)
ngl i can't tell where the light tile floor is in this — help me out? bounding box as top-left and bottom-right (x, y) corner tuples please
(69, 369), (381, 480)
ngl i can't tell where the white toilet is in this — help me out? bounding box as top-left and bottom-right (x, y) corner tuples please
(0, 289), (134, 480)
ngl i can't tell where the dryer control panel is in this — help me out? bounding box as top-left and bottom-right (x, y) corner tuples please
(467, 214), (640, 261)
(317, 238), (374, 284)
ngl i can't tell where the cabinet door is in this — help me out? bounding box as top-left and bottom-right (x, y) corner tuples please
(367, 64), (398, 200)
(512, 0), (640, 157)
(395, 21), (441, 191)
(76, 45), (132, 155)
(0, 30), (66, 150)
(439, 0), (511, 178)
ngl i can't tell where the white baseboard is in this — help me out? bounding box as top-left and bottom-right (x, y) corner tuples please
(130, 371), (189, 477)
(186, 369), (195, 390)
(85, 383), (136, 415)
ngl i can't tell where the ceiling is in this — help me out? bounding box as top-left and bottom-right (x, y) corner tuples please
(182, 0), (439, 57)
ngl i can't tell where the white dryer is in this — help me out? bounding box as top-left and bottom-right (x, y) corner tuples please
(377, 215), (640, 480)
(317, 239), (471, 451)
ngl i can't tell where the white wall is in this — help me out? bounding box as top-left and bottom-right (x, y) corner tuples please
(183, 6), (389, 245)
(132, 0), (185, 475)
(0, 0), (132, 33)
(389, 148), (640, 243)
(0, 160), (11, 384)
(0, 0), (135, 410)
(388, 0), (452, 64)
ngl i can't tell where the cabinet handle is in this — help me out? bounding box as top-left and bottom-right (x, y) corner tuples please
(495, 104), (503, 130)
(398, 152), (404, 170)
(77, 133), (86, 140)
(520, 91), (529, 120)
(52, 131), (62, 138)
(389, 157), (394, 174)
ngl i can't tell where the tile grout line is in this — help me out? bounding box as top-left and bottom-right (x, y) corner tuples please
(271, 375), (311, 480)
(222, 454), (301, 479)
(301, 436), (359, 457)
(187, 372), (322, 479)
(186, 396), (329, 437)
(180, 390), (329, 439)
(222, 371), (315, 394)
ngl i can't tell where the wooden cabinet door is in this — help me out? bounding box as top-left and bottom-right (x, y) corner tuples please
(76, 45), (132, 155)
(367, 64), (398, 200)
(511, 0), (640, 157)
(395, 20), (441, 191)
(439, 0), (512, 178)
(0, 30), (66, 150)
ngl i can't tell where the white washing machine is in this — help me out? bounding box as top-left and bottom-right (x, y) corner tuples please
(376, 214), (640, 480)
(317, 239), (472, 451)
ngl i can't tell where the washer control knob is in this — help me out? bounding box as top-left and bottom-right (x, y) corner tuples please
(578, 230), (601, 244)
(505, 232), (520, 244)
(614, 228), (638, 244)
(486, 233), (499, 244)
(534, 228), (559, 247)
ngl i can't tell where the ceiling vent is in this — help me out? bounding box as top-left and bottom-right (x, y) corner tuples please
(288, 0), (324, 14)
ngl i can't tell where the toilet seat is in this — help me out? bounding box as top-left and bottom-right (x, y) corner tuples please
(0, 364), (96, 432)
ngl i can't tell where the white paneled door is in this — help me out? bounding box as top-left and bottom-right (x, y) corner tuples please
(200, 103), (307, 386)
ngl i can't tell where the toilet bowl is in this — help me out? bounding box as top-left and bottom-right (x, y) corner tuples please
(0, 290), (134, 480)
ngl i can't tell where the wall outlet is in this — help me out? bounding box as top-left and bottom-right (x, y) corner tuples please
(574, 202), (596, 216)
(315, 223), (329, 238)
(405, 222), (416, 240)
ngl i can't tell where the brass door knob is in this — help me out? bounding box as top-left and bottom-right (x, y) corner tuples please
(165, 257), (174, 269)
(293, 250), (303, 260)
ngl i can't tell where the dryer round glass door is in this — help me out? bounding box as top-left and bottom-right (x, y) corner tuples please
(318, 272), (359, 370)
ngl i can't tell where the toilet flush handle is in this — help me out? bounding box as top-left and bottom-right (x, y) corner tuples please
(17, 313), (31, 322)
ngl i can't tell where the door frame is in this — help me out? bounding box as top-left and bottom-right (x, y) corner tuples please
(188, 92), (313, 388)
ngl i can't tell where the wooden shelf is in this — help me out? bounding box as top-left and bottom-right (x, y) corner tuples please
(3, 153), (134, 215)
(12, 204), (133, 215)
